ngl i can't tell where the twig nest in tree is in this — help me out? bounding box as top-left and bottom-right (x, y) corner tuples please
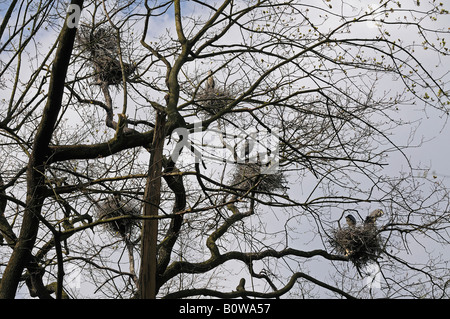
(329, 224), (383, 269)
(231, 163), (286, 194)
(196, 87), (233, 116)
(76, 24), (135, 86)
(93, 56), (136, 85)
(76, 24), (117, 56)
(96, 195), (141, 241)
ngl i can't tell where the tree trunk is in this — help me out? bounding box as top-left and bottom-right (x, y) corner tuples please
(0, 0), (83, 299)
(139, 111), (166, 299)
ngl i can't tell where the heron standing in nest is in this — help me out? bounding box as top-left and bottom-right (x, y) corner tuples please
(206, 70), (215, 90)
(364, 209), (384, 226)
(345, 214), (357, 228)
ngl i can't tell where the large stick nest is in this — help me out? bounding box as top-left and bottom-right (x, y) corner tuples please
(231, 163), (286, 195)
(96, 195), (141, 241)
(329, 224), (384, 269)
(196, 87), (234, 116)
(76, 24), (136, 86)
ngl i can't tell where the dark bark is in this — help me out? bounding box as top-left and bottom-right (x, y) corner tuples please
(0, 174), (17, 247)
(0, 0), (84, 299)
(163, 271), (356, 299)
(156, 159), (186, 289)
(0, 0), (18, 41)
(139, 111), (166, 299)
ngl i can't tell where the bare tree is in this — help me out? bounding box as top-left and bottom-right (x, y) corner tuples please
(0, 0), (449, 299)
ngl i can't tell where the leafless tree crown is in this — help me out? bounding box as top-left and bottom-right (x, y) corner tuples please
(0, 0), (449, 299)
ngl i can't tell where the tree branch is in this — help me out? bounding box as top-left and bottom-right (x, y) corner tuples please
(0, 0), (85, 299)
(163, 271), (355, 299)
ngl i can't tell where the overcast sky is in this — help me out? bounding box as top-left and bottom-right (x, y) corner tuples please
(1, 0), (449, 298)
